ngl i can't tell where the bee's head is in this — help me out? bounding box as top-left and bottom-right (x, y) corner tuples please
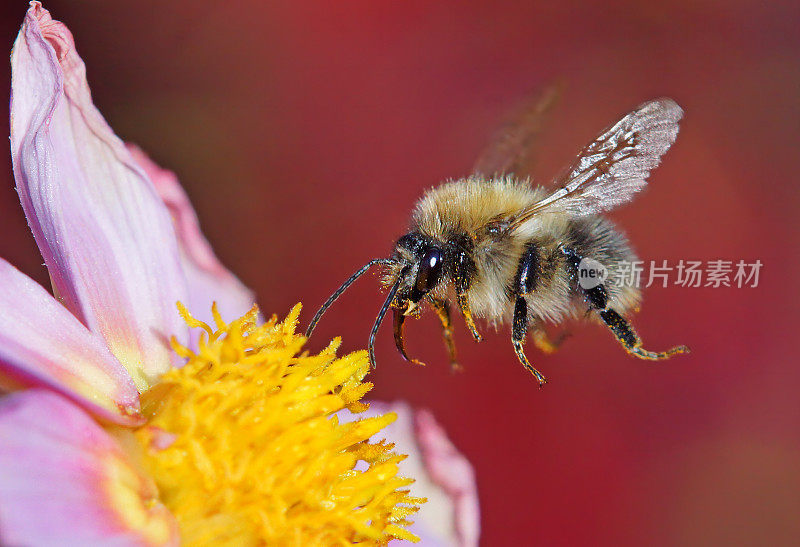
(305, 231), (449, 370)
(389, 232), (447, 312)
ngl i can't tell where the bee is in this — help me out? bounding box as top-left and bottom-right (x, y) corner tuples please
(306, 92), (689, 384)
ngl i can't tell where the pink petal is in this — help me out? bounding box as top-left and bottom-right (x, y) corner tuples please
(9, 2), (189, 389)
(414, 408), (481, 547)
(0, 390), (179, 546)
(344, 401), (481, 546)
(0, 257), (141, 425)
(127, 145), (257, 327)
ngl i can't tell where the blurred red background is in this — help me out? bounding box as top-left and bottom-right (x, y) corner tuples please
(1, 1), (798, 545)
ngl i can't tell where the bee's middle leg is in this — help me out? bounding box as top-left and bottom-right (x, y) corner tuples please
(512, 242), (548, 384)
(512, 296), (547, 385)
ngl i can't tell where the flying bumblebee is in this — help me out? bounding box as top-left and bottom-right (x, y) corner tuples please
(306, 92), (689, 384)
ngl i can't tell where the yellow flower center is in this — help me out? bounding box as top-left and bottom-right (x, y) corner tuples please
(132, 304), (424, 545)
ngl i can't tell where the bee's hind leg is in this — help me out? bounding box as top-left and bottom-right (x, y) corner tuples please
(599, 308), (689, 360)
(532, 323), (571, 355)
(430, 298), (460, 371)
(512, 296), (548, 385)
(560, 245), (688, 361)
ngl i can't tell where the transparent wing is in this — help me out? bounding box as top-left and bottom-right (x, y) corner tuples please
(507, 98), (683, 225)
(472, 83), (561, 178)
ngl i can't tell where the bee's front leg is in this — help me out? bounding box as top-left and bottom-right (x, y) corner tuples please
(455, 291), (482, 343)
(453, 247), (482, 343)
(429, 298), (460, 371)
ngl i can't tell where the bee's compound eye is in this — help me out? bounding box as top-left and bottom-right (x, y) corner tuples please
(414, 247), (444, 296)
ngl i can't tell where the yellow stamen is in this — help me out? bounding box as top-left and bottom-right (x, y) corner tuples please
(134, 303), (424, 545)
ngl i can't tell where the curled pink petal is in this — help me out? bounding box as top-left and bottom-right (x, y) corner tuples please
(414, 408), (481, 547)
(0, 390), (179, 546)
(0, 257), (141, 425)
(10, 2), (189, 389)
(343, 401), (480, 546)
(127, 144), (257, 327)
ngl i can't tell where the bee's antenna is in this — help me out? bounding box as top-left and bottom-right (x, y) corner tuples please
(306, 258), (396, 338)
(368, 274), (404, 369)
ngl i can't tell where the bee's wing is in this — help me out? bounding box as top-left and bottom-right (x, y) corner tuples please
(506, 98), (683, 225)
(472, 83), (561, 178)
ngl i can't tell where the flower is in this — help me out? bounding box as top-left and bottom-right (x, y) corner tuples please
(339, 402), (481, 546)
(135, 304), (426, 544)
(0, 3), (479, 545)
(0, 306), (426, 544)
